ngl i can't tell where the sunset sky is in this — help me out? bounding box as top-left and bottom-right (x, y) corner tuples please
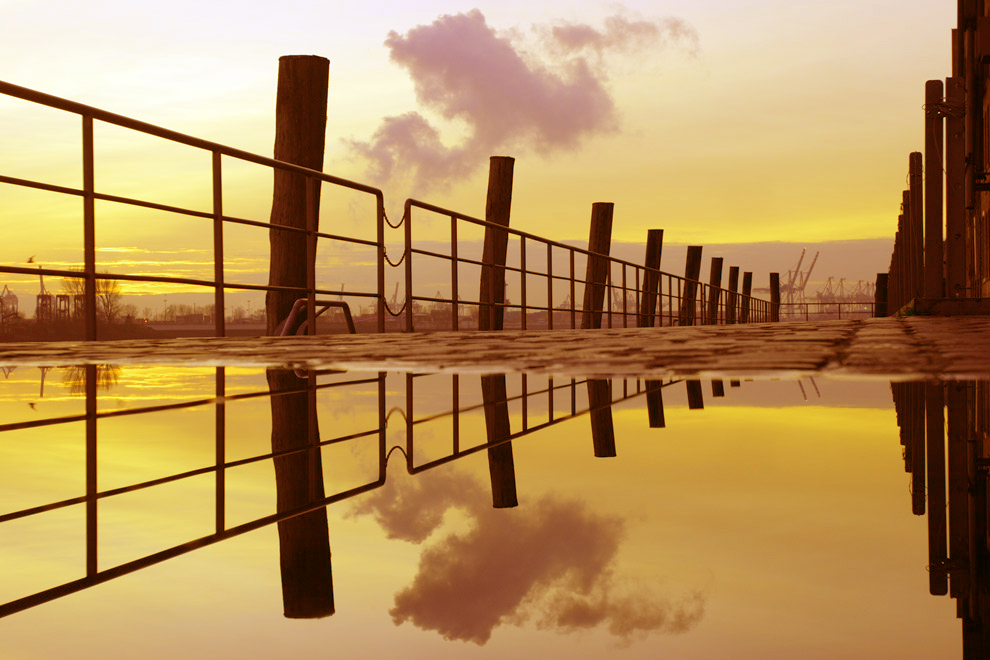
(0, 0), (956, 307)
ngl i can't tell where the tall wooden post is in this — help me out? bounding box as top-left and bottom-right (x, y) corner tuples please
(925, 80), (945, 299)
(581, 203), (614, 329)
(706, 257), (723, 325)
(726, 266), (739, 324)
(679, 246), (703, 326)
(908, 152), (924, 303)
(875, 273), (888, 317)
(638, 229), (663, 327)
(646, 381), (665, 428)
(740, 271), (752, 323)
(479, 157), (515, 331)
(769, 272), (780, 322)
(481, 374), (518, 507)
(686, 380), (704, 409)
(946, 76), (966, 298)
(587, 379), (616, 457)
(266, 55), (330, 336)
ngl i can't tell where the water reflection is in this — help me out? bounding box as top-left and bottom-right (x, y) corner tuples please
(0, 366), (970, 655)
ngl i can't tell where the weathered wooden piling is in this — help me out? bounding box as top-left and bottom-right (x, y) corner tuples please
(481, 374), (518, 508)
(581, 203), (614, 329)
(769, 272), (780, 322)
(638, 229), (663, 327)
(874, 273), (888, 317)
(711, 379), (725, 398)
(266, 55), (330, 336)
(679, 246), (703, 326)
(925, 80), (946, 299)
(946, 76), (966, 298)
(587, 379), (617, 457)
(706, 257), (723, 325)
(479, 157), (515, 331)
(726, 266), (739, 324)
(908, 153), (924, 302)
(740, 271), (752, 323)
(926, 381), (948, 595)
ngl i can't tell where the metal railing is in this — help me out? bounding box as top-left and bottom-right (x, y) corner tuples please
(388, 199), (774, 332)
(778, 301), (876, 321)
(0, 79), (386, 339)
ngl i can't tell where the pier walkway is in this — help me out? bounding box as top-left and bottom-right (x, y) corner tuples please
(0, 316), (988, 379)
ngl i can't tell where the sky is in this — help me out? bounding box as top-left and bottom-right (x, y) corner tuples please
(0, 0), (957, 308)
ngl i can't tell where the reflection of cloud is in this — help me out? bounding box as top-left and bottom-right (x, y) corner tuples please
(349, 8), (696, 192)
(351, 469), (704, 644)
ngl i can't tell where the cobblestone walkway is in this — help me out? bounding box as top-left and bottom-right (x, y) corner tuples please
(1, 316), (988, 379)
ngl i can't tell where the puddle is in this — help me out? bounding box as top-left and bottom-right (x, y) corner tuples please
(0, 366), (969, 658)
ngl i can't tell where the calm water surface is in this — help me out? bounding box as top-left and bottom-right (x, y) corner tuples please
(0, 366), (966, 658)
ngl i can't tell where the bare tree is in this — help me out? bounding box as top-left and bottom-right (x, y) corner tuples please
(60, 270), (124, 322)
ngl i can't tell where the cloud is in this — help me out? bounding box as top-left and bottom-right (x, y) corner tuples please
(348, 8), (697, 193)
(350, 469), (704, 644)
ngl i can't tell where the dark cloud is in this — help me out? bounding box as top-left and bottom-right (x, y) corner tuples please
(350, 469), (705, 645)
(348, 8), (697, 192)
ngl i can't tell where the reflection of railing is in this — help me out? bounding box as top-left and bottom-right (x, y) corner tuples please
(0, 366), (742, 618)
(389, 199), (774, 332)
(0, 79), (385, 339)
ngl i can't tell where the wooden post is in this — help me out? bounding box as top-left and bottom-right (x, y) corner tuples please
(740, 271), (753, 323)
(726, 266), (739, 324)
(769, 272), (780, 322)
(581, 203), (614, 329)
(946, 76), (966, 298)
(268, 369), (334, 618)
(908, 382), (926, 516)
(638, 229), (663, 327)
(587, 379), (617, 457)
(478, 157), (515, 331)
(686, 380), (704, 410)
(266, 55), (330, 336)
(874, 273), (888, 317)
(706, 257), (723, 325)
(481, 374), (518, 508)
(679, 246), (703, 326)
(908, 152), (924, 303)
(926, 381), (948, 595)
(925, 80), (945, 299)
(646, 381), (665, 428)
(711, 380), (725, 398)
(947, 381), (972, 600)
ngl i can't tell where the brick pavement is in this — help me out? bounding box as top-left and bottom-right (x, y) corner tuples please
(0, 316), (988, 379)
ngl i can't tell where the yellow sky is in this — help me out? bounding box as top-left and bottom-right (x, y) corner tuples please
(0, 1), (955, 308)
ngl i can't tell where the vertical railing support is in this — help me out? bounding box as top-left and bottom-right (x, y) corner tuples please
(581, 202), (614, 329)
(82, 115), (97, 341)
(479, 157), (514, 331)
(212, 151), (226, 336)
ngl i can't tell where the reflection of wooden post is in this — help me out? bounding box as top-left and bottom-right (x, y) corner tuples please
(907, 382), (926, 516)
(740, 271), (752, 323)
(706, 257), (723, 325)
(946, 76), (966, 298)
(581, 203), (614, 329)
(926, 381), (948, 595)
(646, 381), (665, 428)
(686, 380), (704, 410)
(711, 380), (725, 398)
(639, 230), (663, 327)
(266, 55), (330, 336)
(679, 246), (703, 326)
(726, 266), (739, 324)
(947, 381), (972, 600)
(479, 157), (515, 331)
(874, 273), (888, 317)
(769, 272), (780, 322)
(481, 374), (517, 508)
(268, 369), (334, 618)
(587, 379), (616, 457)
(925, 80), (945, 299)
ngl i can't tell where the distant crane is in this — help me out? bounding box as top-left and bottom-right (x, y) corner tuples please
(782, 248), (819, 304)
(35, 265), (54, 322)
